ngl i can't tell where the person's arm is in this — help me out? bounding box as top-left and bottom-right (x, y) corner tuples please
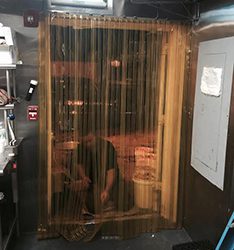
(77, 164), (85, 179)
(77, 164), (91, 188)
(105, 168), (115, 192)
(101, 168), (115, 204)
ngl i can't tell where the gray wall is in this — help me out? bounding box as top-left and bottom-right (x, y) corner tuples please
(0, 14), (39, 232)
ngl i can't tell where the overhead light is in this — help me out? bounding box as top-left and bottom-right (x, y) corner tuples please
(111, 60), (121, 68)
(66, 100), (84, 106)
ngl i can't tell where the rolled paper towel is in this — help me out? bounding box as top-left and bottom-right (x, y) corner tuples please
(0, 89), (9, 106)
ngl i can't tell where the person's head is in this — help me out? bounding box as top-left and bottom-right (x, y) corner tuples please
(81, 132), (95, 147)
(78, 125), (101, 147)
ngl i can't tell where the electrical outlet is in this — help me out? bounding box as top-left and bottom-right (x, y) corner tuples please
(23, 10), (39, 28)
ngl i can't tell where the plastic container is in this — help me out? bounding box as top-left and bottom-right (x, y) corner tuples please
(135, 146), (156, 167)
(133, 177), (154, 209)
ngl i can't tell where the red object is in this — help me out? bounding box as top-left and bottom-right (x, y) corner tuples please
(28, 106), (39, 121)
(23, 10), (39, 27)
(13, 163), (17, 169)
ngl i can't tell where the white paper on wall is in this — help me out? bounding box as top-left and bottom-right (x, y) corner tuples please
(200, 67), (223, 96)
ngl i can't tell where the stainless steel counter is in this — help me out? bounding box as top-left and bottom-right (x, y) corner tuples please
(0, 137), (22, 250)
(0, 137), (23, 176)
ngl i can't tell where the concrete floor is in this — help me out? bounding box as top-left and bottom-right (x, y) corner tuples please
(10, 229), (191, 250)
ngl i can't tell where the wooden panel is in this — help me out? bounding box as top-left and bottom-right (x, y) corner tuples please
(38, 18), (45, 233)
(155, 37), (167, 183)
(50, 14), (172, 32)
(161, 25), (189, 223)
(38, 17), (50, 236)
(43, 17), (52, 221)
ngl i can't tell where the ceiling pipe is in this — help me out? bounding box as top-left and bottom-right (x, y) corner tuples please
(193, 4), (234, 39)
(198, 4), (234, 24)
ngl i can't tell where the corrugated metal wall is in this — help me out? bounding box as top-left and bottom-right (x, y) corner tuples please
(0, 13), (40, 232)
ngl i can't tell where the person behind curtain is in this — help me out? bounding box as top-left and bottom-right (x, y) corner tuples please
(76, 128), (119, 214)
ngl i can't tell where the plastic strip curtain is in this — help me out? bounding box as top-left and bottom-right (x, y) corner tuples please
(38, 13), (189, 241)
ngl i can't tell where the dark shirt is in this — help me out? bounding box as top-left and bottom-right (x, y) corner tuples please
(77, 137), (118, 187)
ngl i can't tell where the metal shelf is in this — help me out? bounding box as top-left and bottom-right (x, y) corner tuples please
(0, 65), (16, 70)
(0, 160), (9, 176)
(0, 138), (23, 176)
(0, 104), (14, 111)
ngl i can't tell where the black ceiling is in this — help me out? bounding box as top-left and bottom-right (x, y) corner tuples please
(0, 0), (233, 21)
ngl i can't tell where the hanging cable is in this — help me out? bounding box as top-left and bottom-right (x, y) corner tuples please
(149, 3), (193, 20)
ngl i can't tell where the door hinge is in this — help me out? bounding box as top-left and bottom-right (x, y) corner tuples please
(183, 106), (193, 120)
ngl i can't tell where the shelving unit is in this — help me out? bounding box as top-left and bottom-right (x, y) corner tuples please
(0, 63), (19, 250)
(1, 65), (16, 144)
